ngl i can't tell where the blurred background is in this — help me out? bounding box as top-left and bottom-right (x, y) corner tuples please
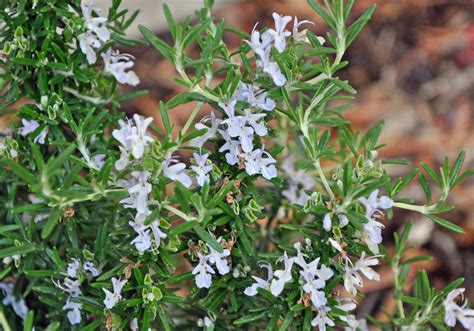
(112, 0), (474, 318)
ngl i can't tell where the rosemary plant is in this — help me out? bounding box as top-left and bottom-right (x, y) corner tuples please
(1, 0), (473, 330)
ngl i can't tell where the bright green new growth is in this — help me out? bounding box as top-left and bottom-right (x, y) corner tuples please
(1, 0), (473, 330)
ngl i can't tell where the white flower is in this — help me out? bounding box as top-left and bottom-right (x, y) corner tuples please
(337, 297), (357, 315)
(246, 23), (273, 57)
(292, 17), (322, 44)
(19, 119), (48, 144)
(243, 108), (267, 136)
(301, 269), (327, 308)
(197, 316), (215, 329)
(295, 250), (334, 281)
(217, 128), (240, 166)
(81, 2), (110, 43)
(270, 252), (295, 296)
(343, 252), (380, 296)
(232, 82), (275, 111)
(102, 49), (140, 86)
(63, 278), (82, 297)
(443, 288), (474, 329)
(357, 190), (392, 253)
(112, 115), (154, 169)
(103, 277), (127, 309)
(220, 100), (246, 138)
(77, 1), (110, 65)
(67, 259), (81, 278)
(328, 238), (344, 253)
(267, 13), (292, 53)
(311, 306), (335, 330)
(162, 157), (192, 188)
(344, 316), (369, 331)
(149, 220), (167, 248)
(258, 47), (287, 86)
(83, 261), (100, 277)
(244, 263), (273, 296)
(189, 111), (222, 148)
(130, 317), (139, 331)
(63, 299), (82, 325)
(361, 218), (385, 254)
(92, 154), (106, 168)
(131, 228), (152, 252)
(359, 189), (393, 218)
(78, 30), (101, 64)
(206, 238), (231, 275)
(339, 213), (349, 227)
(239, 126), (255, 153)
(311, 213), (347, 235)
(294, 250), (333, 308)
(355, 252), (380, 281)
(112, 118), (135, 170)
(128, 114), (154, 159)
(191, 153), (213, 187)
(120, 171), (152, 214)
(53, 276), (84, 324)
(192, 253), (215, 289)
(243, 148), (277, 180)
(128, 211), (160, 253)
(245, 20), (287, 86)
(0, 282), (28, 320)
(323, 213), (332, 231)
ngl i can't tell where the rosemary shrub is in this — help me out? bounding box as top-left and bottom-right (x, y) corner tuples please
(1, 0), (473, 330)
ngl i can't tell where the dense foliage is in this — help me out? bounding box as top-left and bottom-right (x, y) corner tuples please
(1, 0), (473, 330)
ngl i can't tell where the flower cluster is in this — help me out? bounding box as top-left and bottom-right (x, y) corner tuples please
(245, 188), (391, 330)
(79, 2), (139, 85)
(54, 258), (100, 325)
(120, 170), (168, 253)
(79, 2), (110, 64)
(357, 190), (394, 254)
(218, 100), (276, 180)
(191, 82), (278, 180)
(245, 247), (339, 328)
(192, 238), (231, 289)
(247, 13), (323, 86)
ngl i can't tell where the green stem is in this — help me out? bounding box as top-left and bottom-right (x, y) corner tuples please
(393, 202), (430, 215)
(314, 159), (335, 201)
(181, 102), (204, 136)
(0, 310), (11, 331)
(391, 252), (406, 320)
(164, 205), (196, 222)
(63, 87), (110, 105)
(192, 85), (219, 103)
